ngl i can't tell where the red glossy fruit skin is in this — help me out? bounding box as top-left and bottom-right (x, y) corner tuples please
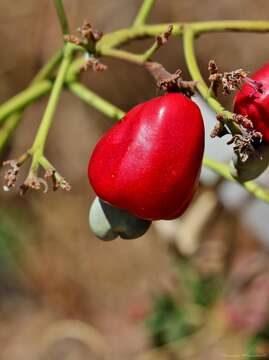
(88, 93), (205, 221)
(234, 62), (269, 143)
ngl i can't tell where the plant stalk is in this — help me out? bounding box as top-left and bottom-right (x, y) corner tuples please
(30, 43), (73, 158)
(54, 0), (70, 36)
(133, 0), (156, 27)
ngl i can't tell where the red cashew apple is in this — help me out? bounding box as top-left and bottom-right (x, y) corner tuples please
(88, 93), (205, 221)
(234, 62), (269, 143)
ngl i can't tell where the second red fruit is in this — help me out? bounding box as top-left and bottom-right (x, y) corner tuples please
(88, 93), (204, 220)
(234, 62), (269, 142)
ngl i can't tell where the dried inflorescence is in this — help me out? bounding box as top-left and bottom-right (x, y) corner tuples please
(65, 20), (106, 73)
(77, 20), (103, 43)
(210, 114), (229, 138)
(209, 60), (265, 161)
(233, 113), (254, 131)
(229, 113), (262, 161)
(81, 57), (107, 72)
(222, 69), (248, 95)
(211, 112), (263, 161)
(64, 20), (103, 48)
(227, 131), (262, 162)
(20, 174), (48, 195)
(44, 169), (71, 192)
(208, 60), (248, 96)
(2, 157), (71, 195)
(3, 160), (21, 192)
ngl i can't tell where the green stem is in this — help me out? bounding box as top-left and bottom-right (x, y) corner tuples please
(133, 0), (156, 27)
(183, 25), (240, 135)
(54, 0), (70, 36)
(0, 81), (53, 123)
(0, 50), (63, 152)
(97, 20), (269, 51)
(68, 82), (125, 121)
(191, 20), (269, 35)
(100, 48), (144, 65)
(203, 157), (269, 203)
(39, 156), (63, 182)
(30, 43), (73, 159)
(97, 23), (183, 50)
(142, 41), (159, 61)
(0, 112), (22, 150)
(2, 20), (268, 124)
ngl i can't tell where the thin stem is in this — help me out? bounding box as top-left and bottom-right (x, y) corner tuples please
(203, 157), (269, 203)
(142, 41), (159, 61)
(0, 51), (63, 152)
(0, 112), (22, 150)
(30, 43), (73, 156)
(183, 25), (240, 135)
(100, 48), (144, 65)
(97, 23), (183, 50)
(0, 81), (53, 123)
(191, 20), (269, 35)
(97, 20), (269, 52)
(39, 156), (66, 183)
(133, 0), (156, 27)
(54, 0), (70, 36)
(68, 82), (125, 121)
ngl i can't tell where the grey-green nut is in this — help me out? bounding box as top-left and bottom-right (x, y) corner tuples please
(89, 197), (151, 241)
(230, 142), (269, 182)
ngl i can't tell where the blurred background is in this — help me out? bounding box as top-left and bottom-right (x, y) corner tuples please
(1, 1), (269, 359)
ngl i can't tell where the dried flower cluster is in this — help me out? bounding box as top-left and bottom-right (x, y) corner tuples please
(208, 60), (248, 96)
(3, 160), (21, 192)
(81, 56), (107, 72)
(2, 158), (71, 195)
(208, 60), (265, 161)
(64, 20), (102, 48)
(211, 113), (263, 162)
(65, 20), (106, 72)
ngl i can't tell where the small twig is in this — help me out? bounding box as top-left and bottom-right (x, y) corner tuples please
(68, 82), (125, 121)
(142, 24), (173, 61)
(54, 0), (70, 36)
(145, 61), (197, 97)
(0, 81), (53, 124)
(133, 0), (156, 27)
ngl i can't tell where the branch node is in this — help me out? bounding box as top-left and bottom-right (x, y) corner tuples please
(145, 62), (197, 97)
(65, 20), (103, 54)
